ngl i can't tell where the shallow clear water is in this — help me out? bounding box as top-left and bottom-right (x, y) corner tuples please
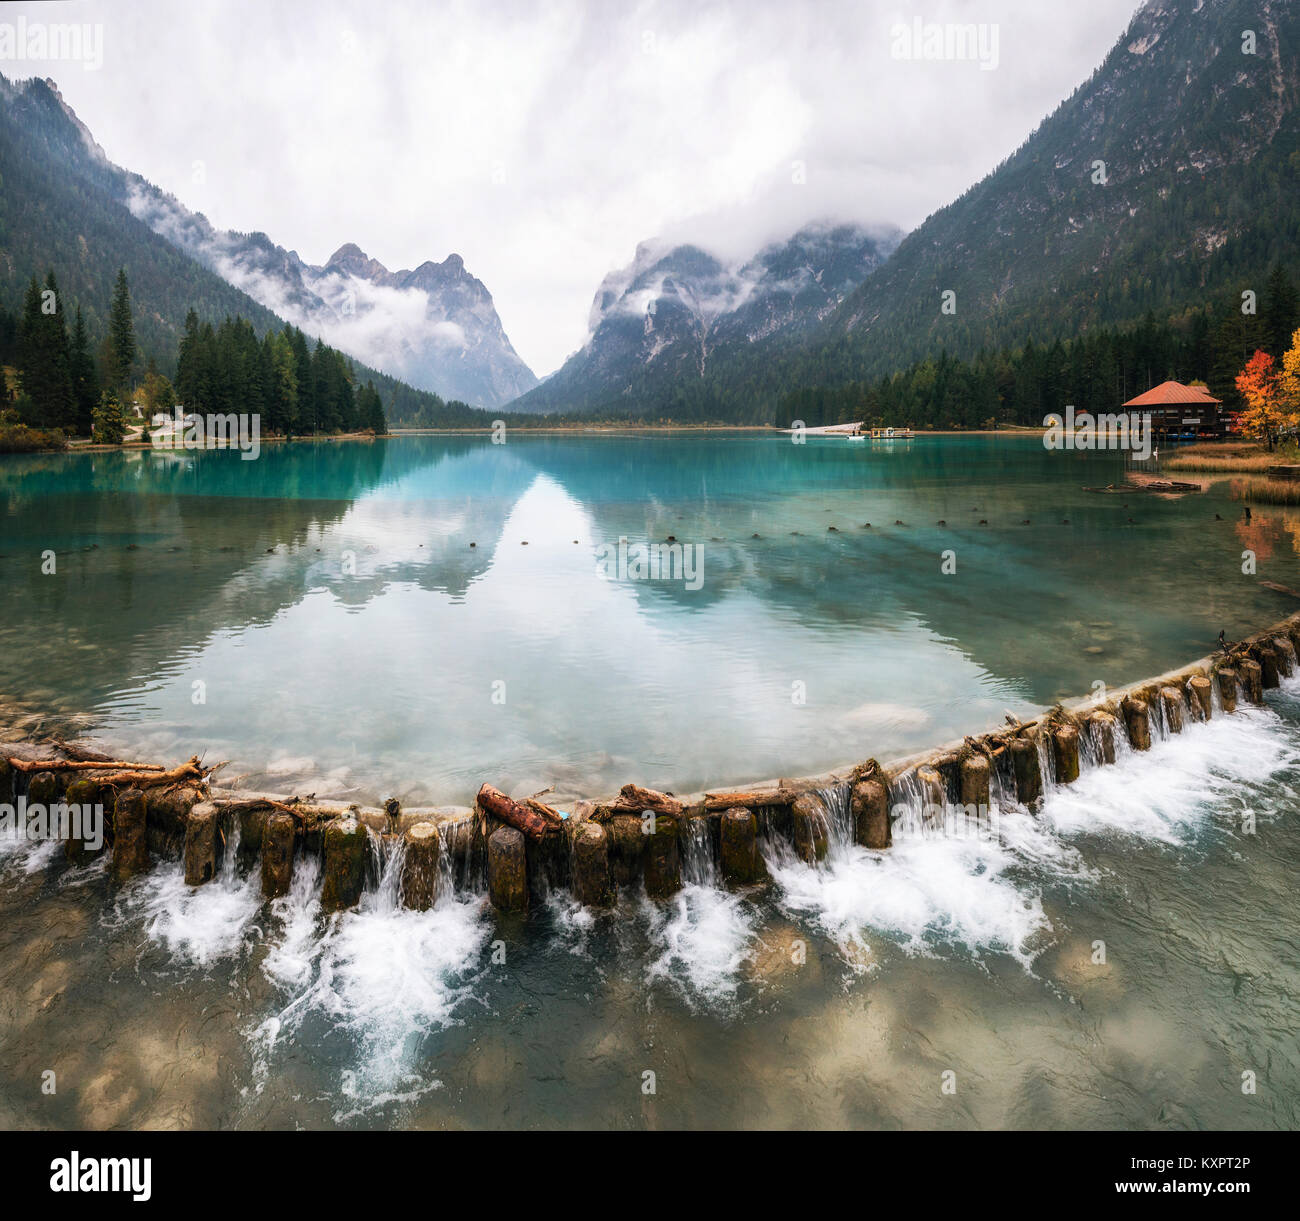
(2, 434), (1299, 1131)
(1, 433), (1297, 805)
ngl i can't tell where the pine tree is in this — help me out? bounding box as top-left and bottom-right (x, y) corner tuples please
(69, 305), (99, 436)
(108, 267), (136, 393)
(16, 271), (75, 429)
(1263, 264), (1299, 360)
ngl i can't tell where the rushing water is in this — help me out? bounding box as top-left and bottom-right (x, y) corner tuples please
(2, 433), (1299, 1129)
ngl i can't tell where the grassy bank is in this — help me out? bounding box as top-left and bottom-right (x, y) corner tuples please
(1231, 476), (1300, 506)
(1166, 441), (1300, 473)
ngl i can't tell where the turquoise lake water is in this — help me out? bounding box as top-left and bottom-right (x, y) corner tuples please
(1, 432), (1299, 1130)
(1, 433), (1296, 804)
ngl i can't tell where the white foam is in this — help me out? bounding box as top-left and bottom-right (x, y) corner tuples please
(643, 883), (757, 1008)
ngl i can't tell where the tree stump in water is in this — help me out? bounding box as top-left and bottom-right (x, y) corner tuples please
(63, 777), (106, 866)
(1122, 697), (1151, 751)
(1216, 668), (1238, 713)
(487, 825), (527, 913)
(1272, 635), (1297, 677)
(321, 816), (368, 912)
(1253, 643), (1279, 690)
(571, 822), (614, 907)
(851, 778), (890, 849)
(261, 812), (297, 899)
(605, 814), (644, 887)
(1088, 710), (1117, 765)
(1010, 738), (1043, 806)
(400, 822), (440, 911)
(1052, 725), (1081, 785)
(111, 788), (150, 883)
(959, 755), (990, 811)
(1188, 675), (1213, 721)
(1160, 686), (1185, 734)
(720, 807), (762, 884)
(643, 814), (681, 898)
(791, 792), (829, 863)
(1238, 658), (1264, 705)
(183, 802), (222, 886)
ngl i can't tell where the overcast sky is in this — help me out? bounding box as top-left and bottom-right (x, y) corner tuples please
(6, 0), (1142, 374)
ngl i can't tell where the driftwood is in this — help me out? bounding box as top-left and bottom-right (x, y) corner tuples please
(607, 783), (684, 816)
(703, 789), (794, 812)
(476, 783), (560, 842)
(6, 756), (166, 775)
(84, 756), (211, 791)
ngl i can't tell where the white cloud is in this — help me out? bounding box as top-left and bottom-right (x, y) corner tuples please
(12, 0), (1142, 375)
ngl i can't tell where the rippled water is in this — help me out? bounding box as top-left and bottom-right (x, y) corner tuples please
(2, 434), (1298, 1129)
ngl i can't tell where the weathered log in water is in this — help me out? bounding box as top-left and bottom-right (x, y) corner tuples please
(110, 788), (150, 883)
(1217, 667), (1238, 713)
(959, 754), (990, 810)
(63, 777), (105, 866)
(1273, 635), (1297, 678)
(1188, 675), (1213, 722)
(1239, 658), (1264, 705)
(643, 813), (682, 897)
(1088, 710), (1117, 764)
(1010, 737), (1043, 805)
(487, 825), (528, 912)
(320, 816), (368, 912)
(1254, 642), (1280, 690)
(476, 783), (558, 841)
(261, 812), (297, 899)
(183, 802), (222, 886)
(400, 822), (440, 911)
(571, 821), (614, 907)
(791, 792), (829, 862)
(1052, 725), (1081, 784)
(605, 814), (644, 887)
(1122, 696), (1151, 751)
(851, 778), (890, 849)
(1160, 686), (1185, 734)
(720, 807), (762, 884)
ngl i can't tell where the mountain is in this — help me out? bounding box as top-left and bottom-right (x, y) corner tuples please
(122, 184), (538, 407)
(509, 221), (901, 415)
(813, 0), (1300, 387)
(0, 74), (531, 413)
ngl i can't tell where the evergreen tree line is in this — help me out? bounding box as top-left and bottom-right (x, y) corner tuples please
(174, 311), (386, 436)
(777, 266), (1300, 430)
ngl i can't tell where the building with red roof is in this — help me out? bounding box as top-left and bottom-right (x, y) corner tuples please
(1121, 380), (1226, 438)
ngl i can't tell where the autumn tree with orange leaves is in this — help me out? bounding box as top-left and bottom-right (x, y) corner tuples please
(1234, 350), (1292, 450)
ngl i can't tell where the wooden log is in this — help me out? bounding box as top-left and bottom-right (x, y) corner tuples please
(791, 792), (828, 863)
(720, 807), (762, 884)
(1238, 658), (1264, 705)
(1122, 696), (1151, 751)
(4, 756), (165, 775)
(321, 816), (368, 912)
(959, 754), (990, 811)
(1052, 725), (1081, 784)
(643, 814), (681, 898)
(183, 802), (222, 886)
(261, 812), (297, 899)
(63, 777), (106, 866)
(571, 822), (614, 907)
(703, 789), (793, 812)
(1160, 686), (1184, 734)
(1010, 737), (1043, 806)
(1254, 643), (1280, 690)
(916, 764), (946, 826)
(28, 770), (57, 807)
(1188, 675), (1213, 721)
(487, 825), (528, 912)
(1272, 635), (1297, 677)
(605, 814), (645, 887)
(607, 783), (684, 816)
(851, 778), (890, 849)
(110, 788), (150, 883)
(1216, 667), (1238, 713)
(400, 822), (440, 911)
(476, 783), (554, 842)
(1088, 710), (1117, 765)
(62, 756), (209, 790)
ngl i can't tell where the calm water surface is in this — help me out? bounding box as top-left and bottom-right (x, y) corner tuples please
(1, 434), (1298, 1130)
